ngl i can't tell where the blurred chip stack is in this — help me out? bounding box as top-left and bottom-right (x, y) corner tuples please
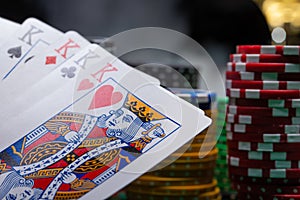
(126, 88), (221, 200)
(214, 97), (236, 199)
(226, 45), (300, 199)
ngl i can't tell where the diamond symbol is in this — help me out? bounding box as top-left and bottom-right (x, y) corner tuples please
(45, 56), (57, 65)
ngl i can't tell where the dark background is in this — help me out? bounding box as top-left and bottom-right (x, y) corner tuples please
(1, 0), (271, 45)
(0, 0), (271, 87)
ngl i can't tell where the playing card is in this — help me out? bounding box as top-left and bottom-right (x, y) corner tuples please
(0, 44), (160, 124)
(0, 18), (63, 79)
(0, 31), (90, 98)
(0, 17), (20, 43)
(0, 63), (210, 200)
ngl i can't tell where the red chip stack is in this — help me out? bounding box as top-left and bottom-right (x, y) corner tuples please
(226, 45), (300, 199)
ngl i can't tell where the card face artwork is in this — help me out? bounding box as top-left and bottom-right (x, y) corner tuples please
(0, 78), (180, 199)
(0, 16), (212, 200)
(0, 18), (62, 79)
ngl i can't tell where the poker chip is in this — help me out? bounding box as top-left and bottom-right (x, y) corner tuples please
(132, 175), (213, 187)
(216, 126), (226, 134)
(230, 174), (300, 185)
(126, 89), (220, 199)
(197, 187), (221, 200)
(169, 88), (217, 103)
(233, 182), (300, 195)
(162, 155), (218, 165)
(227, 105), (300, 117)
(226, 45), (300, 199)
(169, 88), (216, 110)
(194, 131), (216, 140)
(226, 113), (300, 125)
(229, 166), (300, 178)
(226, 88), (300, 99)
(229, 98), (300, 108)
(214, 97), (235, 196)
(226, 80), (300, 90)
(214, 168), (228, 177)
(127, 186), (221, 200)
(236, 45), (300, 55)
(217, 97), (229, 104)
(227, 132), (300, 143)
(228, 62), (300, 73)
(226, 71), (300, 81)
(127, 179), (217, 196)
(177, 142), (216, 153)
(216, 143), (227, 151)
(192, 135), (215, 144)
(170, 147), (218, 159)
(227, 149), (300, 161)
(227, 140), (300, 152)
(236, 192), (300, 200)
(158, 160), (216, 171)
(215, 159), (227, 166)
(166, 153), (218, 164)
(226, 123), (300, 134)
(127, 195), (222, 200)
(148, 168), (215, 178)
(194, 133), (210, 139)
(227, 155), (300, 169)
(216, 155), (227, 163)
(165, 153), (218, 164)
(217, 135), (227, 143)
(274, 194), (300, 200)
(216, 154), (227, 163)
(230, 54), (300, 63)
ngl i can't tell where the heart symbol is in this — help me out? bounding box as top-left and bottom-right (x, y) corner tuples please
(7, 46), (22, 59)
(77, 79), (94, 91)
(89, 85), (123, 110)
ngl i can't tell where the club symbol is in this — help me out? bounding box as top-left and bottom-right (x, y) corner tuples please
(61, 66), (76, 78)
(7, 46), (22, 59)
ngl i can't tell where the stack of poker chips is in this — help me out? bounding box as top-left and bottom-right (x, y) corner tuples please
(126, 89), (221, 200)
(226, 45), (300, 199)
(214, 97), (236, 199)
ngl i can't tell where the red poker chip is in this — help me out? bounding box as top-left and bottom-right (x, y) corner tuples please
(229, 166), (300, 179)
(226, 113), (300, 125)
(227, 155), (300, 169)
(236, 45), (300, 56)
(229, 98), (300, 108)
(227, 132), (300, 143)
(226, 71), (300, 81)
(227, 105), (300, 117)
(230, 54), (300, 63)
(227, 62), (300, 73)
(228, 149), (300, 161)
(227, 140), (300, 152)
(230, 174), (300, 185)
(274, 194), (300, 200)
(226, 123), (300, 134)
(236, 192), (300, 200)
(232, 182), (300, 195)
(226, 80), (300, 90)
(226, 88), (300, 99)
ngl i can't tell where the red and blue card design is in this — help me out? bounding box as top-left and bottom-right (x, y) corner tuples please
(0, 78), (180, 199)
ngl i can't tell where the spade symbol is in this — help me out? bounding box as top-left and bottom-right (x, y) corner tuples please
(7, 46), (22, 59)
